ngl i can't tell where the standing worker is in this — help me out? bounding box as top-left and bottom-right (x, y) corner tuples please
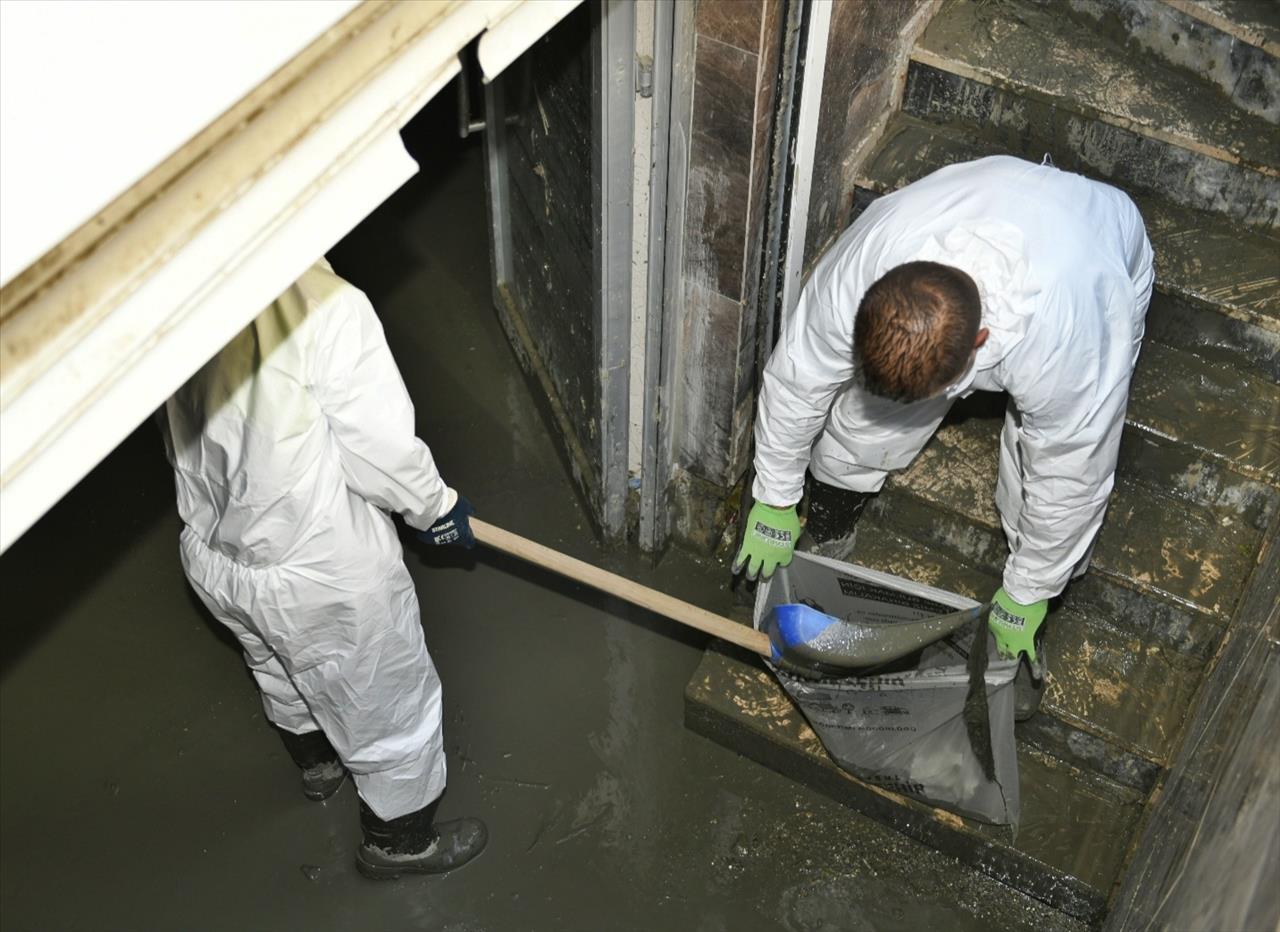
(734, 155), (1154, 716)
(160, 259), (487, 879)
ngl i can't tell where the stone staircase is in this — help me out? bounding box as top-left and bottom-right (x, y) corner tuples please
(687, 0), (1279, 922)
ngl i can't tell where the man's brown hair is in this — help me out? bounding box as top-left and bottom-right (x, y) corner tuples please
(854, 261), (981, 402)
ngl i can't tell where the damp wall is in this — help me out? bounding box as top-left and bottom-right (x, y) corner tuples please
(803, 0), (937, 269)
(1105, 512), (1280, 932)
(486, 1), (638, 540)
(667, 0), (938, 550)
(666, 0), (786, 551)
(492, 5), (603, 498)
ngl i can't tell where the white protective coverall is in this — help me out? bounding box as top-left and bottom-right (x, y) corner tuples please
(754, 156), (1154, 604)
(161, 260), (455, 820)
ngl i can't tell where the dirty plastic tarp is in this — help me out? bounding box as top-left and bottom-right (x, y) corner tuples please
(755, 551), (1021, 826)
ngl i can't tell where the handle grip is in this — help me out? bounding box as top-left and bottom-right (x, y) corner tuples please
(470, 518), (772, 657)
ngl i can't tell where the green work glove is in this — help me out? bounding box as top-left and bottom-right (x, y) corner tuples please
(733, 502), (801, 581)
(988, 587), (1048, 662)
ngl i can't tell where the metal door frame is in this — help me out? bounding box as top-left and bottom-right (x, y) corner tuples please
(593, 0), (636, 540)
(637, 0), (684, 555)
(482, 0), (637, 542)
(638, 0), (816, 555)
(778, 0), (832, 330)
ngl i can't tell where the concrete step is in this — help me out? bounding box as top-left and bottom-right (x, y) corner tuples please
(911, 0), (1280, 229)
(866, 482), (1227, 661)
(685, 640), (1143, 923)
(1137, 198), (1279, 382)
(1129, 341), (1280, 486)
(846, 517), (1202, 772)
(1113, 425), (1278, 535)
(878, 408), (1268, 618)
(1061, 0), (1278, 123)
(900, 59), (1277, 231)
(1171, 0), (1280, 57)
(855, 112), (1280, 385)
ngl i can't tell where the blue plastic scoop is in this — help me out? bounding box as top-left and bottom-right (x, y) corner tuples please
(762, 601), (988, 678)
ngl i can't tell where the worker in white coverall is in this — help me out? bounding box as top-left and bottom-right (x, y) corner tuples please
(733, 155), (1154, 717)
(161, 259), (486, 879)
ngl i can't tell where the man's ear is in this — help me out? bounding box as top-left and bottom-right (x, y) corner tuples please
(974, 327), (990, 348)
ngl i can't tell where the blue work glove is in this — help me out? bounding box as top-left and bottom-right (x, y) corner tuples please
(418, 495), (476, 549)
(988, 587), (1048, 662)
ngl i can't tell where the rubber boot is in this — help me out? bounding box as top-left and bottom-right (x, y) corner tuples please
(799, 480), (872, 560)
(356, 798), (488, 880)
(276, 727), (347, 801)
(1014, 629), (1048, 722)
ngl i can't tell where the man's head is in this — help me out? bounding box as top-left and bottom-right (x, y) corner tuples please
(854, 261), (987, 403)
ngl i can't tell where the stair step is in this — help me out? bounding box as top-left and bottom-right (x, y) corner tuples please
(867, 486), (1228, 662)
(685, 640), (1141, 922)
(1061, 0), (1279, 122)
(890, 391), (1279, 534)
(902, 56), (1277, 232)
(915, 0), (1280, 178)
(1172, 0), (1280, 55)
(1049, 567), (1220, 665)
(1137, 199), (1279, 380)
(1144, 293), (1279, 384)
(847, 520), (1201, 768)
(857, 114), (1280, 381)
(881, 412), (1266, 617)
(1017, 714), (1162, 796)
(1114, 428), (1278, 534)
(1130, 342), (1280, 485)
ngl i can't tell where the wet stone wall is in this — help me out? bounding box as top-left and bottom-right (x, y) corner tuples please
(1105, 516), (1280, 932)
(674, 0), (784, 524)
(500, 7), (602, 490)
(804, 0), (935, 269)
(671, 0), (937, 550)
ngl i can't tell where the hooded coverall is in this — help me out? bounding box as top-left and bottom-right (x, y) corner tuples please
(161, 260), (454, 820)
(754, 156), (1154, 604)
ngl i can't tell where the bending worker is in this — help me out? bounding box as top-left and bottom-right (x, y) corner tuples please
(734, 155), (1153, 715)
(160, 259), (486, 879)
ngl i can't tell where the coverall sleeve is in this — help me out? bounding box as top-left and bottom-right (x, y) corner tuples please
(1000, 288), (1137, 603)
(309, 285), (454, 532)
(752, 285), (857, 507)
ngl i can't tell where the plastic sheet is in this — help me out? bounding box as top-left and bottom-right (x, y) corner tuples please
(755, 550), (1021, 826)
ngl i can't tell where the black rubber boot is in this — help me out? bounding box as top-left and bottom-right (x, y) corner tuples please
(800, 480), (872, 560)
(276, 727), (347, 801)
(356, 798), (488, 880)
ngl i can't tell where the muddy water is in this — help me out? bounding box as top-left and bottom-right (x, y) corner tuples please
(0, 103), (1083, 932)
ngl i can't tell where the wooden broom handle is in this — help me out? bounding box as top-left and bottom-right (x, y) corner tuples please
(470, 518), (772, 657)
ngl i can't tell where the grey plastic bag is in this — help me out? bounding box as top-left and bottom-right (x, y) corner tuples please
(755, 551), (1021, 826)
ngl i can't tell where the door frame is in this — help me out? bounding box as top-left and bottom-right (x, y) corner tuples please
(593, 0), (637, 540)
(482, 0), (638, 542)
(637, 0), (685, 555)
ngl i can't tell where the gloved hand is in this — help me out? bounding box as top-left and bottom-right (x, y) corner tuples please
(418, 494), (476, 549)
(988, 587), (1048, 662)
(732, 501), (800, 581)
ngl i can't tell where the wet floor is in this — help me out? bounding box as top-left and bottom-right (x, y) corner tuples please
(0, 101), (1084, 932)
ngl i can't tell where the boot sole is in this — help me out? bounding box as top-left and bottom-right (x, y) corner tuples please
(354, 846), (483, 880)
(355, 851), (411, 881)
(302, 770), (347, 802)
